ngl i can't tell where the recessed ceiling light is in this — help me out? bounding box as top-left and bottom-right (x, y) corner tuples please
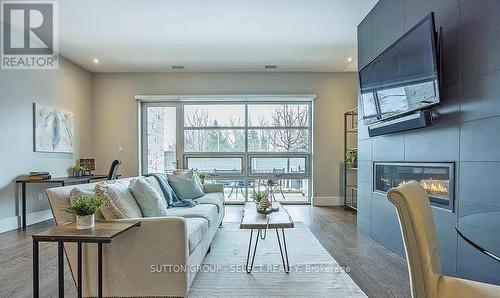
(347, 57), (353, 62)
(265, 65), (277, 69)
(93, 58), (99, 64)
(171, 65), (184, 69)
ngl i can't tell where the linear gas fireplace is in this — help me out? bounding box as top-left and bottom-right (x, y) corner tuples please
(374, 162), (455, 211)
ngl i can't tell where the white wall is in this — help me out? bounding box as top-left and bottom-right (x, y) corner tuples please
(0, 57), (93, 232)
(0, 69), (357, 232)
(92, 72), (358, 203)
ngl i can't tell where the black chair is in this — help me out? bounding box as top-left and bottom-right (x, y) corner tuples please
(107, 160), (122, 180)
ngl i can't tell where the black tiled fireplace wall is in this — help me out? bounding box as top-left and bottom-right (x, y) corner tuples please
(357, 0), (500, 284)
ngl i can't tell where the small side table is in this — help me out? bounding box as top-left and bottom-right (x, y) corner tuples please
(32, 220), (141, 298)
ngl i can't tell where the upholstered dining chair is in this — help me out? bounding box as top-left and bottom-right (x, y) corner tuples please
(386, 181), (500, 298)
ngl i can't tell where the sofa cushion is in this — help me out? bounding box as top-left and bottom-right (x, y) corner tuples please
(95, 184), (126, 219)
(194, 192), (224, 213)
(168, 204), (218, 227)
(69, 187), (105, 219)
(144, 174), (190, 207)
(174, 169), (204, 190)
(185, 217), (209, 253)
(96, 181), (143, 219)
(144, 176), (168, 207)
(167, 170), (205, 200)
(129, 178), (169, 217)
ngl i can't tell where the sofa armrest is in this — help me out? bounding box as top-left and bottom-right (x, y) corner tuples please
(203, 183), (224, 193)
(65, 216), (191, 297)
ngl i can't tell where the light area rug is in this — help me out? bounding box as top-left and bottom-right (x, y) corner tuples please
(188, 223), (367, 298)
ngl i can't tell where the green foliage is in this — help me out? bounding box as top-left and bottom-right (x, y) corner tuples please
(345, 150), (358, 168)
(207, 124), (231, 152)
(74, 165), (87, 172)
(62, 196), (104, 216)
(252, 191), (268, 203)
(197, 172), (208, 179)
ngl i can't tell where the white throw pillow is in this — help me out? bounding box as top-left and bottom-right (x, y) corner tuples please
(129, 178), (169, 217)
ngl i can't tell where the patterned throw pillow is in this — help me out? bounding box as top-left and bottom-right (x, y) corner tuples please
(95, 181), (143, 219)
(69, 187), (94, 200)
(95, 183), (126, 219)
(69, 187), (105, 219)
(167, 169), (205, 200)
(128, 178), (169, 217)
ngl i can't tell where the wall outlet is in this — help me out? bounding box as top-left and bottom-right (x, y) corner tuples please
(118, 145), (123, 153)
(37, 193), (45, 201)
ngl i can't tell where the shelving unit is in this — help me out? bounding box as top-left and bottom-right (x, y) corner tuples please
(344, 108), (358, 211)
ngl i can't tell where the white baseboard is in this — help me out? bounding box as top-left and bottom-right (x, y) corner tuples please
(0, 209), (53, 233)
(312, 196), (343, 206)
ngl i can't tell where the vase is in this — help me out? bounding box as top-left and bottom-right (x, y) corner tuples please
(76, 214), (95, 230)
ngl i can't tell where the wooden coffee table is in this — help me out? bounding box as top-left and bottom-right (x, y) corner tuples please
(240, 202), (294, 273)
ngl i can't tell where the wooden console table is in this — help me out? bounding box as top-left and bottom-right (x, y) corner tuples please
(16, 175), (108, 230)
(32, 220), (141, 298)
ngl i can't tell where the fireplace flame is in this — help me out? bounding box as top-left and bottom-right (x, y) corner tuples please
(421, 180), (448, 194)
(398, 179), (448, 195)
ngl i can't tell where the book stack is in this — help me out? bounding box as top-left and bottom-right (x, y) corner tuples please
(28, 171), (51, 180)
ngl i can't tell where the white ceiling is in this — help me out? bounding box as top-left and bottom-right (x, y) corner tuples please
(56, 0), (378, 72)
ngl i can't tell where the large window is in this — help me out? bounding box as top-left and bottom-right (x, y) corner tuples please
(142, 101), (312, 204)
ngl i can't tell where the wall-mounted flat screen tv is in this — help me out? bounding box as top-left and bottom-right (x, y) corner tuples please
(359, 13), (440, 125)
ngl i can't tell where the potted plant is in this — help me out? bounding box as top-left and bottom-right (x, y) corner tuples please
(265, 177), (279, 201)
(345, 150), (358, 168)
(62, 196), (104, 229)
(197, 172), (208, 184)
(253, 190), (271, 210)
(73, 165), (87, 177)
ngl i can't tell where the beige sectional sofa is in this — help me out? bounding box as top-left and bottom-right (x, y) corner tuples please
(46, 176), (225, 297)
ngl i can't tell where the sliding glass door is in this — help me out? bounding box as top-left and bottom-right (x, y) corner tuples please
(141, 101), (312, 204)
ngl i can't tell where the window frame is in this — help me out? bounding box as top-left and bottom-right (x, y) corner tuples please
(247, 153), (310, 178)
(184, 154), (246, 177)
(141, 100), (313, 204)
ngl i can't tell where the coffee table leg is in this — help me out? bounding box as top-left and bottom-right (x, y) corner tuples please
(246, 229), (260, 273)
(276, 228), (290, 273)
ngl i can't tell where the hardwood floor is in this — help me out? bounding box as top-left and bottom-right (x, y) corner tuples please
(0, 206), (410, 297)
